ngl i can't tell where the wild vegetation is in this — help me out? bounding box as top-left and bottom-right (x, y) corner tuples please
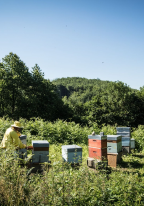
(1, 53), (144, 205)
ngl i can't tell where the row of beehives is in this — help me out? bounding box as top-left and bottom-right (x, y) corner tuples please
(18, 127), (135, 165)
(18, 135), (82, 164)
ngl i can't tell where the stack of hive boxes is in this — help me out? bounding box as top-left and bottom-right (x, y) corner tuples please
(107, 135), (122, 168)
(19, 135), (27, 159)
(116, 127), (131, 154)
(32, 140), (49, 163)
(88, 132), (107, 167)
(62, 145), (82, 164)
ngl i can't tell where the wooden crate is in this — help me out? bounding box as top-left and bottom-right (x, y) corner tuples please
(122, 146), (131, 154)
(87, 157), (108, 169)
(88, 147), (107, 160)
(107, 152), (122, 168)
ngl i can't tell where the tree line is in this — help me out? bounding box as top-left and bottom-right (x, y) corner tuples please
(1, 52), (144, 128)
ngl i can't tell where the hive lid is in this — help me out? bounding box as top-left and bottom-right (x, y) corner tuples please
(62, 145), (82, 152)
(19, 135), (27, 140)
(107, 135), (122, 141)
(32, 140), (49, 147)
(88, 135), (107, 140)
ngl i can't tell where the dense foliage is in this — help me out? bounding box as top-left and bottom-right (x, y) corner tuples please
(0, 117), (143, 151)
(0, 53), (72, 121)
(53, 77), (144, 127)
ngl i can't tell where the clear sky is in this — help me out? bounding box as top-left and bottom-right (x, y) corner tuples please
(0, 0), (144, 90)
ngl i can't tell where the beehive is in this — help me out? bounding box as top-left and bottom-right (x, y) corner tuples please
(122, 137), (130, 146)
(107, 135), (122, 153)
(62, 145), (82, 163)
(32, 140), (49, 163)
(122, 146), (131, 154)
(116, 127), (131, 133)
(107, 152), (122, 168)
(19, 135), (27, 145)
(88, 135), (107, 148)
(131, 138), (135, 149)
(88, 147), (107, 160)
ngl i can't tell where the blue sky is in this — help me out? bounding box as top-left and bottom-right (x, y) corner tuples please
(0, 0), (144, 90)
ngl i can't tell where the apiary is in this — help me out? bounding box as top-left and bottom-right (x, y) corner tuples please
(62, 145), (82, 163)
(131, 138), (135, 149)
(107, 152), (122, 168)
(19, 135), (27, 145)
(88, 135), (107, 148)
(32, 140), (49, 163)
(107, 135), (122, 153)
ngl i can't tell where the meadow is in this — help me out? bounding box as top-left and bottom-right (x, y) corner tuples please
(1, 117), (144, 205)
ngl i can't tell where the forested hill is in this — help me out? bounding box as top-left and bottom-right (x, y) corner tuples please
(52, 77), (144, 127)
(52, 77), (136, 103)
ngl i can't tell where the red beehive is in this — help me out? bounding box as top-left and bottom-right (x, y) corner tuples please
(88, 147), (107, 160)
(88, 139), (107, 148)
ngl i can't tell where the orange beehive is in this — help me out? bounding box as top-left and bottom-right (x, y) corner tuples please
(88, 139), (107, 148)
(88, 147), (107, 160)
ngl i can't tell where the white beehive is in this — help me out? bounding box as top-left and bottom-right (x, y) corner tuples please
(62, 145), (82, 163)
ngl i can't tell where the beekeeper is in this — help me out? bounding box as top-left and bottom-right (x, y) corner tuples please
(0, 121), (27, 149)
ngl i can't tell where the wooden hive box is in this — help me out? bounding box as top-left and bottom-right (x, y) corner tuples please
(107, 152), (122, 168)
(32, 140), (49, 163)
(88, 135), (107, 148)
(62, 145), (82, 164)
(122, 146), (131, 154)
(107, 135), (122, 153)
(88, 146), (107, 160)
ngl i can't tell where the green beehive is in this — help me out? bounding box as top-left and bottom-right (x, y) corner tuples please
(107, 135), (122, 153)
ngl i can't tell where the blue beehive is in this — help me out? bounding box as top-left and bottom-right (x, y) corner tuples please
(122, 137), (130, 146)
(32, 140), (49, 163)
(62, 145), (82, 163)
(116, 127), (131, 133)
(107, 135), (122, 153)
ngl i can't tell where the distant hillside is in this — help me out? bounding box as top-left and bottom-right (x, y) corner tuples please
(52, 77), (134, 103)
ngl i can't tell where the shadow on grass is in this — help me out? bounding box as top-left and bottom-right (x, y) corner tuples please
(119, 159), (144, 169)
(132, 154), (144, 159)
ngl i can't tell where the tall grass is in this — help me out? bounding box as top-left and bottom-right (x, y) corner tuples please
(1, 117), (144, 205)
(0, 145), (144, 205)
